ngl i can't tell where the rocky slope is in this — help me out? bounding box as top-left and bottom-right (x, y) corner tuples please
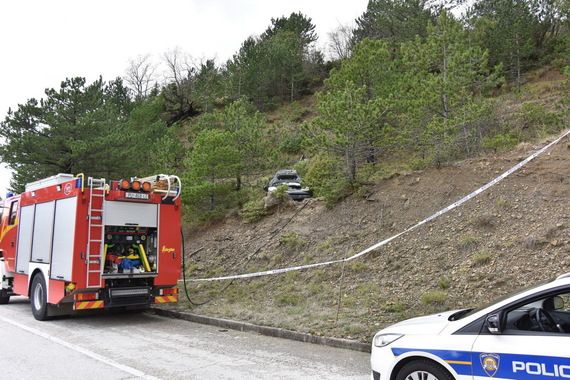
(174, 133), (570, 342)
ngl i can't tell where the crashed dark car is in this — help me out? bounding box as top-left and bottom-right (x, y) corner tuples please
(264, 169), (312, 201)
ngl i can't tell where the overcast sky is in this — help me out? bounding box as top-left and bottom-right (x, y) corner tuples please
(0, 0), (368, 197)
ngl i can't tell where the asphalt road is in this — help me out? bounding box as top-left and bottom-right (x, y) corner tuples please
(0, 297), (370, 380)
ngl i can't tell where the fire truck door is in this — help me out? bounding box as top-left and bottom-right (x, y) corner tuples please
(15, 205), (34, 274)
(1, 199), (19, 272)
(50, 197), (77, 281)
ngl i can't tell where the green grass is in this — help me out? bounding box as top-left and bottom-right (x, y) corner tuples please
(472, 251), (492, 266)
(349, 261), (368, 273)
(279, 232), (305, 251)
(421, 290), (447, 306)
(495, 197), (508, 208)
(382, 301), (406, 313)
(458, 235), (479, 250)
(482, 133), (520, 152)
(240, 199), (267, 223)
(276, 294), (302, 306)
(438, 276), (451, 290)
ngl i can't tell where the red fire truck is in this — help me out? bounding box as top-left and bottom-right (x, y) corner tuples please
(0, 173), (182, 320)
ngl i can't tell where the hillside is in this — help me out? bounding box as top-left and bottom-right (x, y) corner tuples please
(170, 70), (570, 343)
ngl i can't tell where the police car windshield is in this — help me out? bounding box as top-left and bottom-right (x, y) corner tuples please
(449, 279), (552, 321)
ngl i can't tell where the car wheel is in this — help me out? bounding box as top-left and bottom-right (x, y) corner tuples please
(396, 360), (454, 380)
(30, 273), (50, 321)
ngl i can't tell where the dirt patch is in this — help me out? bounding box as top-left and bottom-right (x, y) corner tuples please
(535, 66), (567, 82)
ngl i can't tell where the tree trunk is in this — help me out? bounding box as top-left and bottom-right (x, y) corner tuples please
(237, 74), (241, 97)
(441, 42), (450, 159)
(510, 31), (522, 93)
(463, 124), (470, 156)
(366, 142), (376, 164)
(209, 175), (216, 211)
(345, 142), (357, 182)
(516, 39), (521, 92)
(442, 44), (449, 123)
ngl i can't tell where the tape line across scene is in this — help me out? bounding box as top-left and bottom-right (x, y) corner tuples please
(189, 129), (570, 282)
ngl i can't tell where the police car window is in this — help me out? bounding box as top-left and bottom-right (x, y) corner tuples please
(504, 291), (570, 334)
(558, 294), (570, 312)
(451, 280), (551, 321)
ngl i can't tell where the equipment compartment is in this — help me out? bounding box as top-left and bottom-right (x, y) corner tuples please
(103, 226), (158, 275)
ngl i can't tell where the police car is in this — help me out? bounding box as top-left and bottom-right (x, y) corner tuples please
(371, 272), (570, 380)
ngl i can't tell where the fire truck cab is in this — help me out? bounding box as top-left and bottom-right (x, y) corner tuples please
(0, 173), (182, 320)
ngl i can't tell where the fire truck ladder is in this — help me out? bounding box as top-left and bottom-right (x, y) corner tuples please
(86, 177), (106, 288)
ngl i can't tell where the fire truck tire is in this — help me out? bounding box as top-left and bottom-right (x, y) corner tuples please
(30, 273), (51, 321)
(0, 293), (9, 304)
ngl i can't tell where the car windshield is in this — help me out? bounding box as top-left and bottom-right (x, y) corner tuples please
(277, 175), (299, 181)
(449, 278), (552, 321)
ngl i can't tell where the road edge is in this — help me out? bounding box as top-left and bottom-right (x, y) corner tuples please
(149, 307), (371, 353)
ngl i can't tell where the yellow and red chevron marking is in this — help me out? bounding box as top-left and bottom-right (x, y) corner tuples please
(0, 224), (16, 244)
(154, 295), (178, 304)
(74, 300), (104, 310)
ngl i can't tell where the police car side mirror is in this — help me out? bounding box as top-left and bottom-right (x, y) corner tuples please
(486, 313), (502, 334)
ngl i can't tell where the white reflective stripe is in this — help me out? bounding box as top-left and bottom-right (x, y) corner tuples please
(189, 129), (570, 282)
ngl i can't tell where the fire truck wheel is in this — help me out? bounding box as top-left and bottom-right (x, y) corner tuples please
(30, 273), (51, 321)
(0, 291), (9, 304)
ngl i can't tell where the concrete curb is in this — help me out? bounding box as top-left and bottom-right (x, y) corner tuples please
(150, 307), (371, 353)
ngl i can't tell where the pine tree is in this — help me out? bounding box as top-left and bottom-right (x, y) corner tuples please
(309, 82), (390, 181)
(0, 77), (134, 192)
(353, 0), (434, 49)
(183, 129), (241, 215)
(402, 11), (500, 163)
(469, 0), (537, 89)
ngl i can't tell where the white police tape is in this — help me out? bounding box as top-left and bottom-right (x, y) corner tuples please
(189, 129), (570, 282)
